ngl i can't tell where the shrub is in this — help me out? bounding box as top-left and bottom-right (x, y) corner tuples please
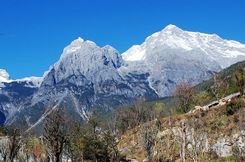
(233, 114), (239, 123)
(225, 99), (241, 116)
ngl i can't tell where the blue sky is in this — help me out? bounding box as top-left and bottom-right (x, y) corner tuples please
(0, 0), (244, 79)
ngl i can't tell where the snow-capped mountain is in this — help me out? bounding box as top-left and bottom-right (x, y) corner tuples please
(1, 24), (245, 129)
(123, 24), (245, 68)
(122, 24), (245, 96)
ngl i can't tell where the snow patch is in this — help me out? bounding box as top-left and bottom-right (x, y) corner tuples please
(122, 45), (146, 61)
(224, 50), (245, 58)
(16, 76), (43, 87)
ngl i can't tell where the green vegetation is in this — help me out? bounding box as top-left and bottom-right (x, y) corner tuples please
(195, 61), (245, 98)
(225, 98), (243, 116)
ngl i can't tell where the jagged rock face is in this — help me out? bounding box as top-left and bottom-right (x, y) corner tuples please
(4, 38), (157, 127)
(1, 24), (245, 128)
(38, 38), (157, 112)
(0, 69), (42, 125)
(50, 38), (124, 85)
(0, 81), (39, 125)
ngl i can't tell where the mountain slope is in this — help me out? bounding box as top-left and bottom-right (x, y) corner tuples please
(1, 24), (245, 129)
(122, 24), (245, 96)
(118, 94), (245, 161)
(4, 38), (157, 127)
(195, 60), (245, 96)
(117, 63), (245, 162)
(0, 70), (42, 125)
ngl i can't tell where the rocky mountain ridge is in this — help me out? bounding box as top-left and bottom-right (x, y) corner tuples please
(1, 24), (245, 128)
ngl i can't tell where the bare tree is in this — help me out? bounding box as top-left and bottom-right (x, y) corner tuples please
(116, 99), (157, 134)
(0, 136), (9, 161)
(43, 109), (67, 162)
(210, 74), (228, 100)
(180, 122), (187, 162)
(232, 144), (244, 162)
(7, 129), (22, 162)
(175, 82), (194, 113)
(141, 123), (157, 162)
(64, 122), (84, 162)
(103, 115), (124, 162)
(19, 136), (48, 162)
(186, 118), (208, 162)
(156, 128), (178, 161)
(102, 130), (121, 162)
(233, 108), (245, 161)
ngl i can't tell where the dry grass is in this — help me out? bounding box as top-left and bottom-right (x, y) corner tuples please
(118, 97), (245, 161)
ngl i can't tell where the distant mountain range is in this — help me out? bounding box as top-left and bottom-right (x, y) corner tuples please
(1, 24), (245, 128)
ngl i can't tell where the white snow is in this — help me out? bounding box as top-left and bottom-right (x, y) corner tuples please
(0, 69), (43, 88)
(63, 37), (84, 54)
(16, 76), (43, 87)
(164, 24), (178, 29)
(224, 50), (245, 58)
(227, 40), (245, 48)
(122, 45), (146, 61)
(122, 24), (245, 67)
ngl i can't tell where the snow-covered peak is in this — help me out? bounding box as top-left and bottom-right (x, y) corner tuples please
(0, 69), (10, 83)
(162, 24), (182, 33)
(62, 37), (98, 57)
(71, 37), (84, 45)
(122, 24), (245, 68)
